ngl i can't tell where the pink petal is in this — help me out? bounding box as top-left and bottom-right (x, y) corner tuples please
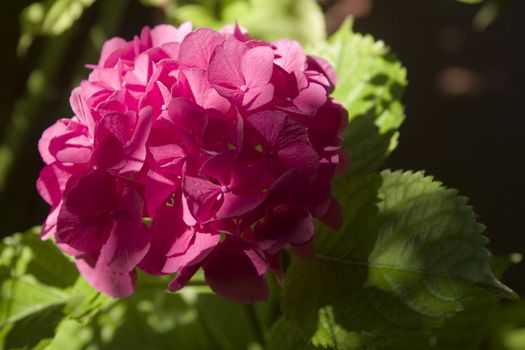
(215, 192), (266, 220)
(163, 231), (220, 273)
(292, 82), (327, 114)
(252, 205), (314, 254)
(243, 84), (274, 110)
(141, 170), (178, 216)
(41, 205), (60, 240)
(307, 55), (338, 88)
(36, 163), (74, 206)
(98, 37), (127, 67)
(241, 46), (274, 88)
(56, 171), (117, 253)
(167, 264), (200, 292)
(182, 176), (221, 222)
(103, 187), (151, 273)
(199, 151), (236, 185)
(150, 23), (192, 47)
(165, 97), (206, 135)
(94, 112), (132, 169)
(179, 68), (231, 112)
(208, 37), (246, 89)
(203, 238), (269, 304)
(179, 28), (225, 69)
(76, 255), (136, 297)
(120, 106), (152, 175)
(273, 40), (307, 73)
(139, 195), (191, 275)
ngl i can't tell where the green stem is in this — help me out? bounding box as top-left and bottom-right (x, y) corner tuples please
(245, 303), (266, 347)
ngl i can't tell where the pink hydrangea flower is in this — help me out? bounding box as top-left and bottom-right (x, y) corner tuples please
(37, 22), (347, 303)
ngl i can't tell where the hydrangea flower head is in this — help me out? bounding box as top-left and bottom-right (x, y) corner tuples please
(37, 22), (347, 303)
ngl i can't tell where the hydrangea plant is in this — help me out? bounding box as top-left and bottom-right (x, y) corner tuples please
(36, 23), (346, 303)
(0, 1), (519, 349)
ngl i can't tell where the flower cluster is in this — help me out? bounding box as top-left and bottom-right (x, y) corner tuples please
(37, 23), (347, 303)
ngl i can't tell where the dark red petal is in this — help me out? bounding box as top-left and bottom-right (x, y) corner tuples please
(203, 238), (269, 304)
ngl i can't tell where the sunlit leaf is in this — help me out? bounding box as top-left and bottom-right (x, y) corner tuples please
(308, 19), (407, 176)
(175, 0), (326, 46)
(282, 171), (515, 348)
(19, 0), (96, 54)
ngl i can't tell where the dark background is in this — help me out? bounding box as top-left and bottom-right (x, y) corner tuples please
(1, 0), (523, 291)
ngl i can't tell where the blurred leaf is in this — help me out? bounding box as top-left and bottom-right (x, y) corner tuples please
(0, 228), (116, 349)
(174, 4), (222, 28)
(175, 0), (326, 45)
(44, 270), (269, 350)
(19, 0), (96, 54)
(222, 0), (326, 45)
(308, 19), (407, 177)
(455, 0), (483, 4)
(266, 317), (317, 350)
(473, 0), (501, 31)
(64, 278), (115, 322)
(428, 287), (500, 349)
(282, 171), (515, 349)
(0, 276), (68, 349)
(0, 227), (77, 288)
(0, 230), (73, 349)
(140, 0), (171, 7)
(196, 296), (265, 350)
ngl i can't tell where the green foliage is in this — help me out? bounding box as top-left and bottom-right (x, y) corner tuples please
(43, 276), (271, 350)
(308, 19), (407, 177)
(0, 229), (276, 350)
(18, 0), (96, 54)
(280, 171), (515, 349)
(452, 0), (505, 31)
(174, 0), (326, 46)
(0, 228), (113, 349)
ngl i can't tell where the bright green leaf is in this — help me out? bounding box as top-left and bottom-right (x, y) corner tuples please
(175, 0), (326, 46)
(0, 228), (113, 348)
(173, 4), (223, 28)
(308, 19), (407, 176)
(19, 0), (96, 54)
(283, 171), (515, 349)
(64, 278), (115, 322)
(0, 276), (68, 349)
(222, 0), (325, 45)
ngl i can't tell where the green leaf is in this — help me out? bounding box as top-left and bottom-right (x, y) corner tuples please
(64, 277), (115, 322)
(19, 0), (96, 54)
(266, 317), (317, 350)
(0, 228), (77, 345)
(308, 19), (407, 176)
(222, 0), (325, 45)
(195, 295), (266, 350)
(0, 230), (70, 348)
(0, 274), (68, 349)
(173, 4), (223, 29)
(0, 228), (114, 349)
(175, 0), (326, 46)
(379, 256), (516, 350)
(282, 171), (515, 349)
(45, 270), (270, 350)
(19, 231), (77, 289)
